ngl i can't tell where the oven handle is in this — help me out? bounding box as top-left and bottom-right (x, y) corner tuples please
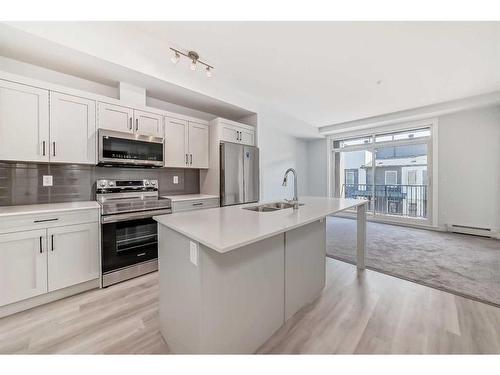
(101, 209), (172, 223)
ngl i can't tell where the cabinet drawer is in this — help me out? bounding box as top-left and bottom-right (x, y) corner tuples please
(172, 198), (219, 213)
(0, 209), (99, 234)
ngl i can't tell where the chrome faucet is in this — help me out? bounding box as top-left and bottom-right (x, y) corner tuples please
(282, 168), (299, 209)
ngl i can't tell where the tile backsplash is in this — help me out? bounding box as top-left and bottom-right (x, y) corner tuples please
(0, 162), (200, 206)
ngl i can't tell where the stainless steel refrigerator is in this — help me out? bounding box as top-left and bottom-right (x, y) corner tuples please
(220, 142), (259, 206)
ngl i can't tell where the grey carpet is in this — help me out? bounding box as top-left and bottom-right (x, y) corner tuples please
(326, 216), (500, 306)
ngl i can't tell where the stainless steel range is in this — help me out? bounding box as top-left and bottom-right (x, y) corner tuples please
(96, 179), (172, 287)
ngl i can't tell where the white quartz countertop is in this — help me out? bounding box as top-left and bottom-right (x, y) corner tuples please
(0, 201), (100, 217)
(154, 197), (366, 253)
(161, 194), (219, 202)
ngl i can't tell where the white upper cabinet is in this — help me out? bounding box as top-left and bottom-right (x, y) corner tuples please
(220, 123), (240, 144)
(239, 127), (255, 146)
(134, 110), (163, 138)
(47, 223), (99, 292)
(219, 120), (255, 146)
(49, 92), (96, 164)
(98, 102), (134, 133)
(98, 102), (163, 137)
(165, 117), (188, 168)
(0, 80), (50, 162)
(0, 229), (48, 306)
(188, 122), (209, 169)
(164, 117), (209, 169)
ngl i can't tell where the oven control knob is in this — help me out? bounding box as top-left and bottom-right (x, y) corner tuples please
(108, 181), (115, 187)
(151, 180), (157, 186)
(99, 181), (107, 187)
(145, 180), (150, 186)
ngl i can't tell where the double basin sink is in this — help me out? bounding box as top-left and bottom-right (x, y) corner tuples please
(243, 201), (303, 212)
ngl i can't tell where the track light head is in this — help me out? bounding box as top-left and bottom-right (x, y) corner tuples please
(206, 66), (212, 78)
(171, 51), (180, 64)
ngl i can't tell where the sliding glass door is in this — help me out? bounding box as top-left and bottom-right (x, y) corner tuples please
(332, 127), (431, 224)
(334, 148), (374, 213)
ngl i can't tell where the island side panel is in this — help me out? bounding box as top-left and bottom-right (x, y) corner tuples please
(158, 225), (203, 354)
(200, 234), (285, 354)
(284, 219), (326, 321)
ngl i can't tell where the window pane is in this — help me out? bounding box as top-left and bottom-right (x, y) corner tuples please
(375, 127), (430, 143)
(333, 136), (372, 149)
(333, 149), (374, 212)
(374, 143), (428, 219)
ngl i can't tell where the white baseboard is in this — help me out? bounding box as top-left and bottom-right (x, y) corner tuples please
(0, 279), (100, 319)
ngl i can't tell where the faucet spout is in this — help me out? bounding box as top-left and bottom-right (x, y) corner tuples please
(282, 168), (299, 209)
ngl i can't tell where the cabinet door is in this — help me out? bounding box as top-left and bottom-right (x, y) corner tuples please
(0, 80), (49, 162)
(0, 229), (47, 306)
(220, 124), (240, 143)
(47, 223), (99, 292)
(97, 102), (134, 133)
(188, 122), (209, 169)
(134, 110), (163, 137)
(50, 92), (96, 164)
(239, 128), (255, 146)
(164, 117), (188, 168)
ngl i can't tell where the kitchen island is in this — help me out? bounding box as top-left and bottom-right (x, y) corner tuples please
(154, 196), (367, 354)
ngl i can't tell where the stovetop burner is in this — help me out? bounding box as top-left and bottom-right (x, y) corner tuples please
(96, 179), (171, 216)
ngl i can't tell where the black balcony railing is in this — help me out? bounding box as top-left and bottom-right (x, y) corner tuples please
(342, 184), (428, 219)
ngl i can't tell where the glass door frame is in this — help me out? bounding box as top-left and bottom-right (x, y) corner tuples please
(328, 120), (436, 227)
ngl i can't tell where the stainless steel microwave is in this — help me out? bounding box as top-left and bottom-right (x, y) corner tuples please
(98, 129), (164, 167)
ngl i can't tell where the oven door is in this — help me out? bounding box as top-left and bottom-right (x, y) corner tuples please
(102, 216), (159, 273)
(98, 129), (164, 167)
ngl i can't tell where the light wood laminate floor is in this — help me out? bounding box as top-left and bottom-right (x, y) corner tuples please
(1, 258), (499, 354)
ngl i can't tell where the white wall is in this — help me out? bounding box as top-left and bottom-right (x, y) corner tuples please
(438, 106), (500, 232)
(306, 139), (328, 197)
(257, 108), (311, 201)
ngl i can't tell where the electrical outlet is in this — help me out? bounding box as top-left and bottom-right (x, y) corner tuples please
(189, 241), (199, 266)
(42, 175), (53, 187)
(173, 176), (179, 184)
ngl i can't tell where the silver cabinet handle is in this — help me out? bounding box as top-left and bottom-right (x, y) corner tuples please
(192, 202), (203, 206)
(236, 131), (240, 141)
(39, 236), (43, 254)
(129, 117), (133, 130)
(42, 141), (46, 156)
(51, 234), (54, 251)
(53, 141), (56, 157)
(185, 153), (188, 165)
(189, 154), (193, 165)
(135, 118), (139, 131)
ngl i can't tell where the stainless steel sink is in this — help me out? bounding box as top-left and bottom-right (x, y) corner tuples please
(243, 201), (302, 212)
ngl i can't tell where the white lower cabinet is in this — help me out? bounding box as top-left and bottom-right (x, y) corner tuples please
(0, 229), (48, 306)
(171, 197), (220, 213)
(0, 212), (99, 308)
(48, 223), (99, 292)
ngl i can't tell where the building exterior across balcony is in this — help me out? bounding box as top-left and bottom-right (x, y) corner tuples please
(341, 143), (428, 219)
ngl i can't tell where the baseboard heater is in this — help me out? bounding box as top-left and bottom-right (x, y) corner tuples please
(447, 224), (492, 238)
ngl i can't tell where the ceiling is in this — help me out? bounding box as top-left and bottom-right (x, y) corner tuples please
(4, 21), (500, 128)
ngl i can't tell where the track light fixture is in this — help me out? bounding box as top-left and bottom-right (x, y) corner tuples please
(170, 48), (213, 78)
